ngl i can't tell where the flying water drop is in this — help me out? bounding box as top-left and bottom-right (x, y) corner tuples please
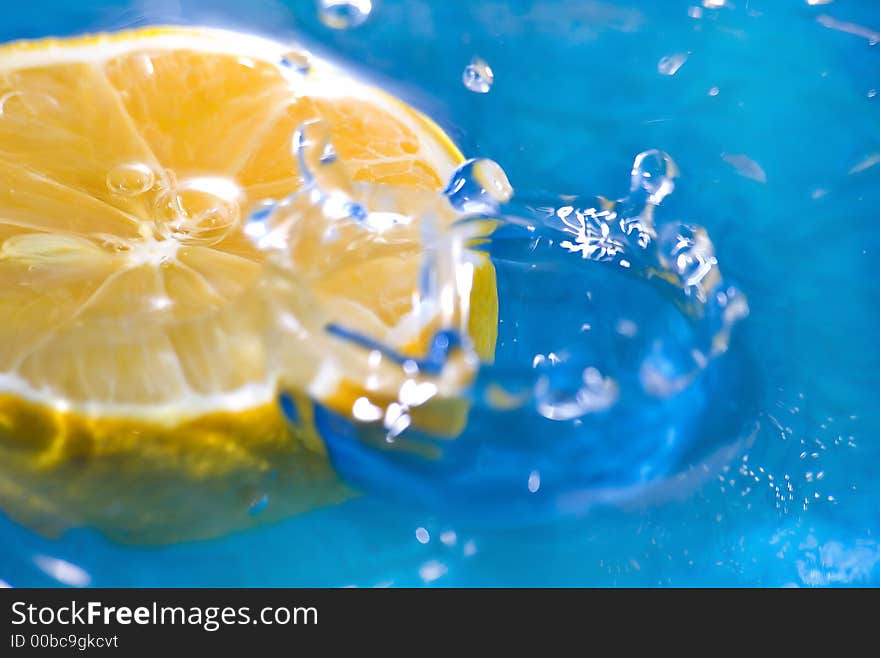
(462, 57), (494, 94)
(657, 223), (719, 298)
(280, 50), (312, 75)
(630, 149), (678, 205)
(444, 158), (513, 214)
(318, 0), (372, 30)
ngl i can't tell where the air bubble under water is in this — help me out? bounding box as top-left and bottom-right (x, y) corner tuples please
(154, 177), (242, 246)
(106, 163), (155, 197)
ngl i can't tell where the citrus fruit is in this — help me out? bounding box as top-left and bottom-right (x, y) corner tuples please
(0, 27), (497, 543)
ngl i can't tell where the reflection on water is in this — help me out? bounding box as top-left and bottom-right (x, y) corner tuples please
(0, 0), (878, 586)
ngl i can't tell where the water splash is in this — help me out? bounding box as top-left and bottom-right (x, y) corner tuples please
(209, 46), (754, 520)
(243, 120), (487, 451)
(267, 136), (754, 520)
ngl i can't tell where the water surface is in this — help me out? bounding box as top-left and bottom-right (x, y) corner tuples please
(1, 0), (878, 587)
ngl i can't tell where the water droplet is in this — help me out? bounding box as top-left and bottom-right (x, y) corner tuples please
(868, 89), (877, 98)
(630, 149), (679, 205)
(657, 223), (718, 294)
(419, 560), (447, 583)
(708, 86), (720, 96)
(444, 158), (513, 213)
(658, 53), (688, 76)
(106, 163), (155, 196)
(155, 177), (241, 246)
(527, 471), (541, 493)
(688, 6), (704, 18)
(318, 0), (372, 30)
(462, 56), (494, 93)
(440, 531), (457, 546)
(415, 527), (430, 544)
(615, 318), (638, 337)
(280, 50), (312, 75)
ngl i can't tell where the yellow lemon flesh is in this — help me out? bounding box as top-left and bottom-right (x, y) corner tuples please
(0, 27), (497, 543)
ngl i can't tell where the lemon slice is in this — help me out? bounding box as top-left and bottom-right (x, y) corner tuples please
(0, 27), (497, 542)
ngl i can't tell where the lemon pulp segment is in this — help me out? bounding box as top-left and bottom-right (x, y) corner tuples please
(0, 27), (497, 542)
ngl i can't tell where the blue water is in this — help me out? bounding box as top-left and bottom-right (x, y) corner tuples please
(1, 0), (879, 586)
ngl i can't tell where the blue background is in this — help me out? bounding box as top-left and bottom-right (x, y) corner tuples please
(1, 0), (878, 586)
